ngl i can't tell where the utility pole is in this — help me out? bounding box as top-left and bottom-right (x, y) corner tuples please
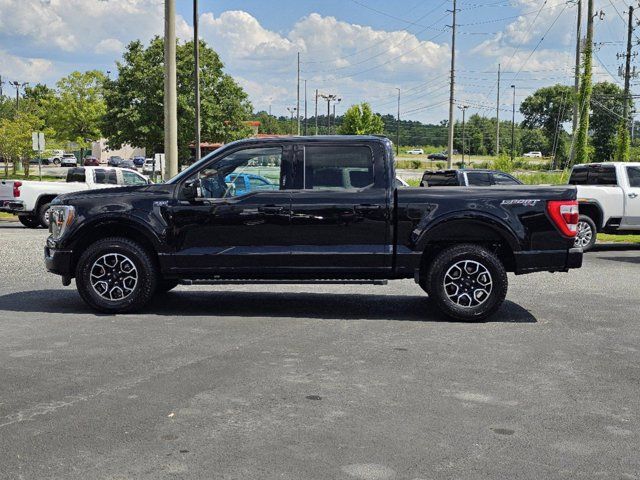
(496, 63), (500, 156)
(0, 75), (4, 97)
(296, 52), (301, 135)
(396, 88), (401, 155)
(315, 89), (319, 135)
(574, 0), (595, 166)
(333, 103), (337, 134)
(319, 93), (340, 134)
(193, 0), (201, 162)
(164, 0), (178, 178)
(447, 0), (457, 168)
(510, 84), (516, 162)
(616, 5), (634, 162)
(569, 0), (582, 165)
(304, 79), (308, 135)
(458, 104), (468, 167)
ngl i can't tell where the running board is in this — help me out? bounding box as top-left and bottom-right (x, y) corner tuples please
(178, 278), (388, 286)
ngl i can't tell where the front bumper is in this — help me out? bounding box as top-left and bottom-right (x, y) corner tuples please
(0, 199), (25, 213)
(44, 238), (74, 277)
(514, 247), (583, 274)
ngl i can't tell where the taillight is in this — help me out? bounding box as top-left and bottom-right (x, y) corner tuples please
(547, 200), (579, 237)
(13, 181), (22, 198)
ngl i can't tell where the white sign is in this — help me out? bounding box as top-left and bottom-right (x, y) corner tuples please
(31, 132), (45, 151)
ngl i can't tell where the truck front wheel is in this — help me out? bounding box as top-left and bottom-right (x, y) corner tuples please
(425, 244), (508, 322)
(75, 237), (158, 313)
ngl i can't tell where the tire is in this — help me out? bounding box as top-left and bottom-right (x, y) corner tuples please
(157, 280), (179, 293)
(38, 202), (51, 228)
(18, 215), (40, 228)
(52, 158), (60, 165)
(574, 215), (597, 251)
(425, 244), (508, 322)
(75, 237), (158, 313)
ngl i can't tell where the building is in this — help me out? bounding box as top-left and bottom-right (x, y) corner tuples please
(91, 139), (145, 163)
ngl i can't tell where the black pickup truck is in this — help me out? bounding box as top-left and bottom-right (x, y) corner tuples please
(45, 136), (582, 321)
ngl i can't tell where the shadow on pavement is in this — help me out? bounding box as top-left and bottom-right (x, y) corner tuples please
(592, 243), (640, 252)
(0, 289), (537, 323)
(596, 256), (640, 265)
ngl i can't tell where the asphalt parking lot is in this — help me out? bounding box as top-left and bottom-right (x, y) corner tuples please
(0, 222), (639, 480)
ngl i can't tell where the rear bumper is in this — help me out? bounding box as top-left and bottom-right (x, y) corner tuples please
(514, 247), (583, 274)
(44, 241), (74, 277)
(0, 199), (25, 213)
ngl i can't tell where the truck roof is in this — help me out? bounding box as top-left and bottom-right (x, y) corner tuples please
(574, 162), (640, 167)
(227, 135), (391, 145)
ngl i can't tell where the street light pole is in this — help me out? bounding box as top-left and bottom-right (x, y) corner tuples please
(458, 104), (468, 167)
(193, 0), (201, 162)
(9, 81), (28, 109)
(510, 84), (516, 162)
(396, 88), (401, 155)
(287, 107), (297, 134)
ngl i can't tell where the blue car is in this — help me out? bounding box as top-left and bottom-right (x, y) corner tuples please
(132, 156), (145, 167)
(224, 173), (278, 196)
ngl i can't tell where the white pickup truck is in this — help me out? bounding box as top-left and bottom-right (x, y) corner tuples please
(0, 167), (150, 228)
(568, 162), (640, 250)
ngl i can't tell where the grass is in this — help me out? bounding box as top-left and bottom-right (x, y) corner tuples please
(0, 212), (17, 221)
(597, 233), (640, 244)
(512, 170), (569, 185)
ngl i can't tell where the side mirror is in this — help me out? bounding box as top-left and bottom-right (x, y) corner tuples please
(182, 178), (201, 201)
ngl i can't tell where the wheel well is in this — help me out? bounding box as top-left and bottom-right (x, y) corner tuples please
(36, 194), (57, 211)
(578, 203), (602, 231)
(419, 221), (517, 275)
(69, 223), (160, 276)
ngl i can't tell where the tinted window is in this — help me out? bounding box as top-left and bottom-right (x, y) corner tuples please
(492, 173), (521, 185)
(569, 166), (588, 184)
(303, 146), (373, 190)
(66, 168), (86, 183)
(627, 166), (640, 187)
(466, 172), (492, 186)
(93, 169), (118, 185)
(421, 172), (458, 186)
(122, 170), (147, 186)
(198, 147), (283, 198)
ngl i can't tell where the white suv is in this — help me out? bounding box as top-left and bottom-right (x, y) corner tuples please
(523, 151), (542, 158)
(406, 149), (424, 155)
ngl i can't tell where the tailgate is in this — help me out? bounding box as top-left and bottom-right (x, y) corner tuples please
(0, 179), (15, 201)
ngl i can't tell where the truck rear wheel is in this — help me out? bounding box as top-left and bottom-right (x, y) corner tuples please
(38, 202), (51, 228)
(574, 215), (596, 251)
(75, 237), (158, 313)
(425, 244), (508, 322)
(18, 214), (40, 228)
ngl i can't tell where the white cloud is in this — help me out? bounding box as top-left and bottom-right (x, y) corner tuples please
(0, 49), (54, 84)
(94, 38), (124, 55)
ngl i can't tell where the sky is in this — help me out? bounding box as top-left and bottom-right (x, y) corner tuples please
(0, 0), (636, 124)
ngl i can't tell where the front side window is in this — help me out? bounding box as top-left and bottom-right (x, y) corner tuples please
(122, 170), (148, 186)
(197, 147), (283, 199)
(466, 172), (492, 186)
(93, 169), (118, 185)
(627, 166), (640, 187)
(303, 145), (374, 190)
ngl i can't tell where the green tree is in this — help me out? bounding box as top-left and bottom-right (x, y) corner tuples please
(254, 111), (287, 134)
(103, 38), (252, 161)
(520, 84), (574, 164)
(590, 82), (626, 161)
(0, 112), (43, 177)
(338, 103), (384, 135)
(520, 127), (548, 153)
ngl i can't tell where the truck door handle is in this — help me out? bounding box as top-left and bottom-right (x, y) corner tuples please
(629, 193), (638, 198)
(259, 205), (286, 213)
(355, 204), (382, 212)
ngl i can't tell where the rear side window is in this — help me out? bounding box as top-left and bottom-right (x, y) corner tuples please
(627, 167), (640, 187)
(66, 168), (86, 183)
(303, 146), (374, 190)
(93, 169), (118, 185)
(492, 173), (521, 185)
(466, 172), (492, 186)
(421, 172), (458, 186)
(569, 165), (618, 185)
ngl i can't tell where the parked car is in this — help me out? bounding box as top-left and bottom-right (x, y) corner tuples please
(60, 154), (78, 167)
(132, 156), (146, 168)
(523, 151), (543, 158)
(427, 151), (448, 160)
(568, 162), (640, 251)
(223, 173), (278, 196)
(108, 156), (124, 167)
(44, 135), (582, 321)
(46, 149), (65, 165)
(406, 149), (424, 155)
(120, 159), (137, 170)
(0, 167), (150, 228)
(420, 169), (523, 187)
(83, 156), (100, 166)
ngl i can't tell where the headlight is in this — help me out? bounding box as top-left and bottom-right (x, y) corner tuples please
(49, 205), (75, 239)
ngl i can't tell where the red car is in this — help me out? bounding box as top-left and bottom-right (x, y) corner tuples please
(83, 156), (99, 166)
